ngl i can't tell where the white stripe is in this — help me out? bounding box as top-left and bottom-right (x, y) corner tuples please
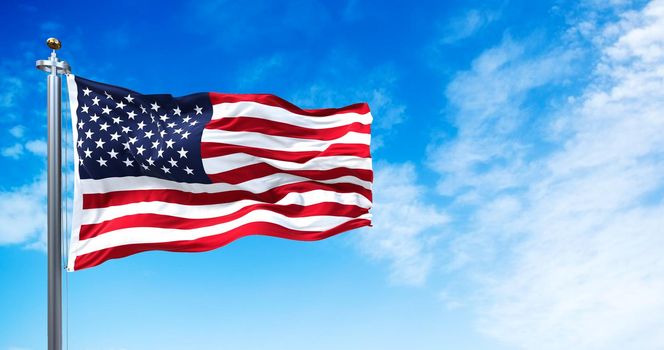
(72, 211), (372, 256)
(80, 190), (372, 225)
(79, 173), (372, 195)
(202, 129), (370, 152)
(212, 102), (373, 127)
(202, 153), (372, 175)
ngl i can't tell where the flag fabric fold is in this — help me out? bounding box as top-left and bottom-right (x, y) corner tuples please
(65, 75), (372, 271)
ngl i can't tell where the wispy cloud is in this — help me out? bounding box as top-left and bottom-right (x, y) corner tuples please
(0, 177), (46, 246)
(430, 1), (664, 348)
(430, 35), (580, 199)
(9, 125), (25, 138)
(0, 76), (24, 109)
(439, 8), (501, 44)
(355, 162), (448, 286)
(25, 139), (47, 157)
(1, 143), (24, 159)
(2, 139), (49, 159)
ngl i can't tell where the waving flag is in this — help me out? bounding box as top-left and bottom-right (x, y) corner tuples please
(65, 75), (373, 271)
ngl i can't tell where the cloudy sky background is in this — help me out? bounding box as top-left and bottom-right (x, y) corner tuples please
(1, 0), (663, 349)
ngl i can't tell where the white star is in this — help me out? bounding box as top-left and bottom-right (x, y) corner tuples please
(121, 126), (132, 134)
(151, 140), (160, 149)
(146, 157), (155, 166)
(82, 87), (92, 96)
(184, 167), (194, 175)
(182, 116), (191, 123)
(159, 114), (169, 122)
(137, 121), (146, 130)
(177, 147), (188, 158)
(90, 114), (100, 122)
(101, 106), (112, 115)
(159, 130), (167, 138)
(107, 149), (119, 159)
(157, 149), (164, 158)
(79, 158), (84, 166)
(173, 128), (182, 134)
(123, 158), (134, 167)
(84, 129), (94, 139)
(165, 139), (175, 148)
(161, 165), (171, 174)
(112, 116), (122, 124)
(78, 120), (85, 129)
(194, 105), (203, 115)
(124, 94), (135, 103)
(144, 130), (155, 139)
(189, 120), (198, 126)
(95, 138), (105, 149)
(140, 105), (147, 114)
(150, 114), (155, 123)
(80, 104), (89, 113)
(99, 122), (110, 131)
(91, 96), (100, 106)
(167, 122), (176, 128)
(128, 136), (138, 144)
(116, 101), (126, 109)
(173, 106), (181, 116)
(104, 91), (114, 100)
(181, 131), (190, 139)
(127, 110), (137, 119)
(141, 163), (149, 170)
(97, 157), (108, 167)
(83, 148), (93, 158)
(110, 132), (121, 141)
(122, 141), (131, 150)
(77, 139), (84, 147)
(168, 158), (178, 167)
(150, 102), (160, 111)
(135, 145), (146, 155)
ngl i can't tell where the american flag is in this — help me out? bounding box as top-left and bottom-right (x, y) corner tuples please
(66, 75), (373, 271)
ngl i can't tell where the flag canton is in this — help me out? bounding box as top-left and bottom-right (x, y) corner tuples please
(73, 76), (212, 184)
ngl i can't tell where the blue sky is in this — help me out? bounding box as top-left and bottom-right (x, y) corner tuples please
(1, 0), (664, 349)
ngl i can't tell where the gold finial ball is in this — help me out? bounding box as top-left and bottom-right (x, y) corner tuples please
(46, 37), (61, 50)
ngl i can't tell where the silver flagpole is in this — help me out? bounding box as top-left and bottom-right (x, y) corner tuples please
(36, 37), (71, 350)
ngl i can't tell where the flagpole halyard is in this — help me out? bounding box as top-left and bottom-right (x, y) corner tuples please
(36, 37), (71, 350)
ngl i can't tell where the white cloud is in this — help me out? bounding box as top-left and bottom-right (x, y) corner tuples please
(432, 1), (664, 349)
(355, 162), (448, 286)
(0, 177), (46, 246)
(440, 9), (500, 44)
(2, 143), (24, 159)
(0, 76), (23, 108)
(1, 140), (48, 158)
(9, 125), (25, 138)
(25, 139), (47, 156)
(431, 36), (580, 198)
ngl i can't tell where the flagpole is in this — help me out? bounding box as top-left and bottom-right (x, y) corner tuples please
(36, 37), (71, 350)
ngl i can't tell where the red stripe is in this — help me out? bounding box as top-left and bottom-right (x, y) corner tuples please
(204, 117), (370, 140)
(73, 218), (372, 270)
(83, 181), (372, 209)
(208, 163), (373, 185)
(80, 202), (369, 240)
(209, 92), (370, 116)
(201, 142), (370, 163)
